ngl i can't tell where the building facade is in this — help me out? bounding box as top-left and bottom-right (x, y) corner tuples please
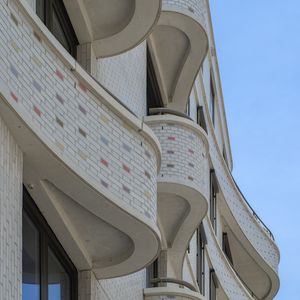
(0, 0), (280, 300)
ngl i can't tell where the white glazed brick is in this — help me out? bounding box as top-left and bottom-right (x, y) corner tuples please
(162, 0), (207, 29)
(203, 218), (251, 300)
(149, 123), (209, 200)
(96, 42), (147, 119)
(0, 0), (157, 222)
(0, 116), (23, 300)
(145, 293), (197, 300)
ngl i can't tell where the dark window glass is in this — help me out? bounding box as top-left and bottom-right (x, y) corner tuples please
(186, 97), (191, 116)
(197, 225), (206, 295)
(48, 247), (71, 300)
(147, 47), (163, 114)
(209, 270), (217, 300)
(34, 0), (78, 56)
(222, 233), (233, 266)
(197, 106), (207, 133)
(22, 187), (77, 300)
(22, 212), (40, 300)
(209, 75), (215, 125)
(52, 7), (70, 52)
(210, 171), (217, 234)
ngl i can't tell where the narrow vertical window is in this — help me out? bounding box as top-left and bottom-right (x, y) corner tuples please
(197, 223), (206, 295)
(222, 232), (233, 266)
(197, 106), (207, 133)
(209, 75), (215, 125)
(210, 170), (218, 234)
(186, 97), (191, 117)
(209, 269), (217, 300)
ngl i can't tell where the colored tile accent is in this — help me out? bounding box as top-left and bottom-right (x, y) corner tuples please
(188, 176), (194, 181)
(144, 191), (151, 199)
(144, 171), (151, 180)
(123, 185), (130, 194)
(56, 93), (64, 105)
(123, 164), (130, 173)
(168, 136), (176, 141)
(55, 116), (64, 128)
(33, 80), (42, 93)
(123, 143), (131, 153)
(188, 163), (194, 168)
(101, 180), (109, 188)
(33, 31), (42, 42)
(10, 13), (18, 26)
(78, 105), (86, 115)
(33, 105), (41, 117)
(10, 40), (20, 53)
(188, 149), (194, 154)
(100, 159), (109, 167)
(10, 64), (19, 78)
(100, 135), (109, 146)
(55, 141), (65, 151)
(78, 127), (86, 138)
(10, 92), (18, 102)
(55, 69), (64, 81)
(100, 114), (109, 124)
(78, 150), (88, 161)
(144, 150), (151, 159)
(78, 82), (87, 92)
(167, 150), (174, 154)
(167, 164), (175, 168)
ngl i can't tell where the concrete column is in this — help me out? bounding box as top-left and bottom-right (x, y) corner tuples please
(0, 116), (23, 300)
(77, 43), (97, 77)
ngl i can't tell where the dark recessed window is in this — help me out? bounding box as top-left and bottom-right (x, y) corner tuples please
(22, 187), (77, 300)
(197, 223), (207, 295)
(197, 106), (207, 133)
(209, 269), (217, 300)
(209, 74), (215, 125)
(210, 170), (218, 234)
(222, 232), (233, 266)
(146, 259), (158, 288)
(35, 0), (78, 56)
(186, 97), (191, 117)
(147, 46), (163, 114)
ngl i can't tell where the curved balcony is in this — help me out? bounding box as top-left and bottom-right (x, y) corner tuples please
(203, 218), (255, 300)
(202, 85), (280, 297)
(63, 0), (161, 57)
(148, 0), (208, 112)
(0, 0), (162, 279)
(145, 114), (209, 279)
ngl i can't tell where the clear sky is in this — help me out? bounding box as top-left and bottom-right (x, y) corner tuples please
(210, 1), (300, 299)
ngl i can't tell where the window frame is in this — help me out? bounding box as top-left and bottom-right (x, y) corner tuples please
(210, 170), (218, 234)
(197, 223), (206, 295)
(209, 269), (217, 300)
(36, 0), (78, 57)
(209, 74), (216, 126)
(23, 186), (78, 300)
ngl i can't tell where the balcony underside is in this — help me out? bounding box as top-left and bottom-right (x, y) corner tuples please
(148, 10), (208, 112)
(63, 0), (161, 57)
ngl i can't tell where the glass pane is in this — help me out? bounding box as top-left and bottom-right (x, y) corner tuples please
(52, 8), (71, 53)
(36, 0), (45, 22)
(48, 247), (70, 300)
(22, 212), (40, 300)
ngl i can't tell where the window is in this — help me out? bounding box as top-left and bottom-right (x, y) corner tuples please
(209, 75), (215, 125)
(222, 233), (233, 266)
(147, 47), (163, 114)
(186, 97), (191, 116)
(22, 187), (77, 300)
(197, 223), (207, 295)
(146, 259), (158, 288)
(222, 144), (229, 167)
(35, 0), (78, 56)
(210, 170), (218, 234)
(209, 269), (218, 300)
(197, 106), (207, 133)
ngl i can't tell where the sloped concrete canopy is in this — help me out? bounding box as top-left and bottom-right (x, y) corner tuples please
(148, 8), (208, 112)
(63, 0), (161, 57)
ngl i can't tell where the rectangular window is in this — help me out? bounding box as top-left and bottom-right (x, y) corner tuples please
(197, 106), (207, 133)
(186, 97), (191, 116)
(209, 270), (217, 300)
(222, 232), (233, 266)
(22, 187), (77, 300)
(209, 75), (215, 125)
(197, 223), (206, 295)
(210, 170), (218, 234)
(34, 0), (78, 56)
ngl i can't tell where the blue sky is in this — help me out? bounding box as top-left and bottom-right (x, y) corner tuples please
(210, 1), (300, 299)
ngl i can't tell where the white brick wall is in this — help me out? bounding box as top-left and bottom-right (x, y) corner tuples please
(96, 42), (147, 119)
(0, 116), (23, 300)
(0, 0), (158, 223)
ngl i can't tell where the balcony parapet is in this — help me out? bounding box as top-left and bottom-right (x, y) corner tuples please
(145, 114), (208, 279)
(0, 0), (162, 279)
(144, 287), (205, 300)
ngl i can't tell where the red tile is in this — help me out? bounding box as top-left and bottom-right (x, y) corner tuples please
(100, 159), (108, 167)
(55, 69), (64, 81)
(78, 82), (87, 92)
(10, 92), (18, 102)
(33, 105), (41, 117)
(123, 164), (130, 173)
(168, 136), (176, 141)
